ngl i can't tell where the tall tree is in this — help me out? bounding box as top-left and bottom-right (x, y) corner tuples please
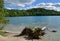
(0, 0), (9, 30)
(0, 0), (4, 8)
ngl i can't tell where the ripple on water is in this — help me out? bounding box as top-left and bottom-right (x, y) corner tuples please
(3, 23), (60, 41)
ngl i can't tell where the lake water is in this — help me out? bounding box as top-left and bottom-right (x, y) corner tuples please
(3, 16), (60, 32)
(3, 16), (60, 41)
(7, 16), (60, 27)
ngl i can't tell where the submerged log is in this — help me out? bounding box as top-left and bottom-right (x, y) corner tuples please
(51, 30), (57, 32)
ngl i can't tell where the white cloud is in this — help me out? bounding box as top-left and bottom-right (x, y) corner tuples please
(6, 7), (14, 10)
(4, 0), (60, 11)
(26, 3), (60, 11)
(17, 4), (25, 7)
(4, 0), (35, 7)
(35, 3), (60, 11)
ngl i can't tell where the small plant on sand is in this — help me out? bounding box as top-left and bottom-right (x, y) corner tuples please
(0, 26), (4, 30)
(0, 31), (5, 36)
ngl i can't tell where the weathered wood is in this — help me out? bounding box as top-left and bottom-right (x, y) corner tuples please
(19, 27), (45, 39)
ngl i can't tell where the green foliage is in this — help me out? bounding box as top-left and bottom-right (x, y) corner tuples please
(0, 0), (60, 16)
(0, 26), (4, 30)
(0, 31), (5, 36)
(2, 8), (60, 16)
(0, 16), (9, 24)
(0, 16), (9, 30)
(0, 0), (9, 31)
(0, 0), (4, 8)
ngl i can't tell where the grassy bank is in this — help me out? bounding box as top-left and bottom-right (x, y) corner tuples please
(0, 31), (5, 36)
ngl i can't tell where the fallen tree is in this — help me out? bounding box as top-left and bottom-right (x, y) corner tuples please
(15, 27), (45, 39)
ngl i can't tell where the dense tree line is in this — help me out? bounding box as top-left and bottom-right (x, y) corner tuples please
(0, 0), (60, 17)
(3, 8), (60, 17)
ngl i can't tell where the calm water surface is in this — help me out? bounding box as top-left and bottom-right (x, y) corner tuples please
(7, 16), (60, 26)
(3, 16), (60, 41)
(3, 16), (60, 32)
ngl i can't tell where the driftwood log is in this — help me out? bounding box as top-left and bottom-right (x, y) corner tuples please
(20, 28), (33, 36)
(15, 27), (45, 39)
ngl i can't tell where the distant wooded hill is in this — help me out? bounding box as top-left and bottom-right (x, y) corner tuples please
(0, 0), (60, 16)
(2, 8), (60, 16)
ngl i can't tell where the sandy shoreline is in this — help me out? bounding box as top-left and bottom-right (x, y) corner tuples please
(0, 32), (39, 41)
(0, 27), (60, 41)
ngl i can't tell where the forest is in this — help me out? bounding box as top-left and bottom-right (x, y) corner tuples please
(4, 8), (60, 17)
(0, 0), (60, 17)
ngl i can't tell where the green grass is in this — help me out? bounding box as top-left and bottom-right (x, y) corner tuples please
(0, 26), (4, 30)
(0, 31), (5, 36)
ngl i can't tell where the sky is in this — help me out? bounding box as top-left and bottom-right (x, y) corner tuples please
(4, 0), (60, 11)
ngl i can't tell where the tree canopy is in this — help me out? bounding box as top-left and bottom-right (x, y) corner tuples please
(3, 8), (60, 17)
(0, 0), (9, 24)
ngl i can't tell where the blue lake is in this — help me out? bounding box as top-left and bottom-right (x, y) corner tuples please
(7, 16), (60, 27)
(3, 16), (60, 32)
